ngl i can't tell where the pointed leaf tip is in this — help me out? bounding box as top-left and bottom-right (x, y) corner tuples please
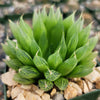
(44, 70), (61, 81)
(54, 77), (68, 90)
(39, 79), (53, 91)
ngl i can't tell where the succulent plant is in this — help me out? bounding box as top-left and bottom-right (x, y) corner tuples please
(2, 6), (98, 91)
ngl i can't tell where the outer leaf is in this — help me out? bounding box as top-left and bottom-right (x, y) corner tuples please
(80, 60), (96, 67)
(9, 20), (19, 41)
(77, 23), (91, 48)
(38, 79), (53, 91)
(16, 48), (33, 65)
(7, 39), (16, 46)
(13, 73), (34, 85)
(72, 35), (98, 62)
(9, 21), (31, 54)
(48, 49), (62, 69)
(80, 51), (98, 64)
(7, 39), (17, 56)
(71, 35), (98, 62)
(2, 44), (10, 55)
(67, 66), (92, 78)
(2, 43), (16, 59)
(63, 12), (75, 32)
(33, 55), (49, 72)
(18, 43), (22, 49)
(66, 61), (95, 78)
(54, 77), (68, 90)
(44, 70), (61, 81)
(49, 19), (64, 52)
(2, 39), (17, 59)
(66, 17), (84, 44)
(71, 44), (88, 62)
(31, 39), (42, 57)
(67, 33), (78, 57)
(19, 66), (40, 79)
(57, 55), (77, 76)
(19, 16), (33, 39)
(56, 33), (67, 60)
(87, 35), (98, 53)
(4, 59), (23, 71)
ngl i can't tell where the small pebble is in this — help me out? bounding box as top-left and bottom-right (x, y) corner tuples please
(53, 92), (64, 100)
(50, 88), (57, 97)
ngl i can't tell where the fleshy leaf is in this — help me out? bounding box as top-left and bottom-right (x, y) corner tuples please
(7, 39), (16, 46)
(87, 35), (98, 52)
(55, 8), (62, 21)
(57, 55), (77, 76)
(38, 79), (53, 91)
(7, 39), (17, 57)
(9, 20), (31, 54)
(19, 66), (40, 79)
(19, 16), (33, 39)
(14, 73), (34, 85)
(66, 61), (96, 78)
(54, 77), (68, 90)
(45, 6), (57, 32)
(44, 70), (61, 81)
(44, 48), (51, 60)
(71, 46), (87, 62)
(66, 17), (84, 44)
(80, 51), (98, 64)
(41, 7), (47, 23)
(2, 40), (16, 59)
(56, 33), (67, 60)
(49, 19), (64, 52)
(16, 48), (34, 65)
(9, 20), (19, 41)
(80, 59), (96, 67)
(38, 32), (48, 56)
(2, 44), (11, 56)
(67, 33), (78, 57)
(4, 59), (23, 71)
(31, 39), (42, 57)
(72, 35), (98, 62)
(33, 54), (49, 72)
(63, 12), (75, 32)
(33, 12), (47, 42)
(77, 23), (92, 48)
(32, 10), (38, 28)
(48, 49), (62, 69)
